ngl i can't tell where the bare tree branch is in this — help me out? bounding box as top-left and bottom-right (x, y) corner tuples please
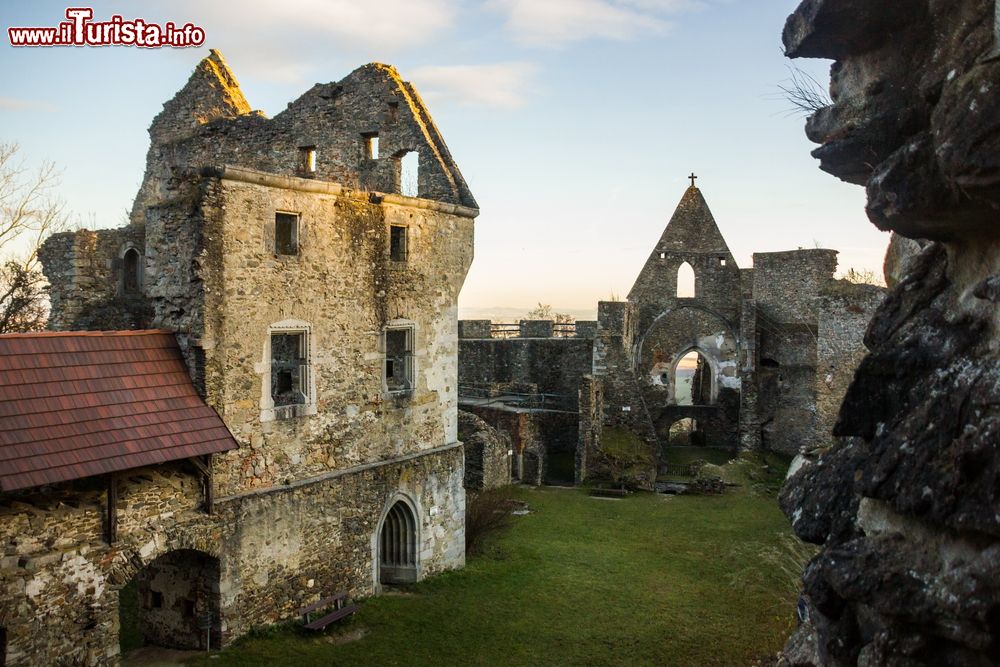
(0, 142), (70, 331)
(0, 141), (69, 270)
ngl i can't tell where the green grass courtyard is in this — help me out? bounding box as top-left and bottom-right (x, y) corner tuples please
(189, 466), (807, 667)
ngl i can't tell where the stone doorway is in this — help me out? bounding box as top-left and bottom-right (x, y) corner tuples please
(380, 501), (417, 584)
(118, 549), (221, 654)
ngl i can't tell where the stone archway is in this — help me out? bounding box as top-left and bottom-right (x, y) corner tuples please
(118, 549), (221, 653)
(378, 498), (419, 585)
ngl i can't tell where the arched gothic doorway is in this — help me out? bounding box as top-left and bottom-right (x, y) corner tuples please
(379, 500), (417, 584)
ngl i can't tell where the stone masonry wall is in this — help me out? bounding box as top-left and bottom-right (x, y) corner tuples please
(142, 169), (474, 499)
(751, 249), (838, 325)
(39, 226), (148, 331)
(0, 447), (463, 666)
(457, 410), (512, 490)
(814, 282), (885, 452)
(132, 52), (475, 228)
(458, 336), (594, 409)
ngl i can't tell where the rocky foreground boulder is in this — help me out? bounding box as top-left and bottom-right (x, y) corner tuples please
(779, 1), (1000, 665)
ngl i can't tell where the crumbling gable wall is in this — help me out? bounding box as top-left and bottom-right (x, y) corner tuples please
(132, 51), (475, 228)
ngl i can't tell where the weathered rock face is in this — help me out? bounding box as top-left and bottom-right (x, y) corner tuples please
(780, 1), (1000, 664)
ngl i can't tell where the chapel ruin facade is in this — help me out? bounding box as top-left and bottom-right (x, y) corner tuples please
(0, 51), (476, 665)
(459, 183), (884, 484)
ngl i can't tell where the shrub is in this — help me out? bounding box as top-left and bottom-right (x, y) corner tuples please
(465, 487), (517, 556)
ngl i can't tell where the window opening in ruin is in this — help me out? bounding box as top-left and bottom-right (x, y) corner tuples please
(720, 257), (727, 266)
(677, 261), (695, 298)
(659, 252), (666, 260)
(271, 332), (307, 408)
(668, 418), (697, 446)
(380, 500), (417, 584)
(761, 358), (780, 368)
(384, 327), (413, 393)
(123, 248), (141, 294)
(183, 599), (196, 618)
(388, 101), (399, 122)
(363, 133), (379, 159)
(674, 350), (712, 406)
(390, 225), (408, 261)
(151, 591), (163, 609)
(1, 626), (6, 667)
(299, 146), (316, 173)
(274, 213), (299, 255)
(400, 151), (419, 197)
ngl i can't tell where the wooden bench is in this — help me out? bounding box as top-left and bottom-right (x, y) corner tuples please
(297, 592), (359, 631)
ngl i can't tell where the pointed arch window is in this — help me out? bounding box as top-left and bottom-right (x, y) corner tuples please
(676, 261), (695, 298)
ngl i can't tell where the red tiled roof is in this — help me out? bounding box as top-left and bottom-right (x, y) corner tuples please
(0, 330), (238, 492)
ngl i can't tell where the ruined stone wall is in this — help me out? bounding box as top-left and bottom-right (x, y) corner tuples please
(814, 283), (885, 451)
(39, 226), (148, 331)
(458, 410), (512, 490)
(0, 463), (209, 666)
(592, 301), (658, 443)
(457, 335), (594, 409)
(463, 406), (547, 486)
(576, 376), (604, 484)
(132, 52), (474, 228)
(0, 447), (463, 666)
(752, 249), (837, 325)
(756, 324), (818, 456)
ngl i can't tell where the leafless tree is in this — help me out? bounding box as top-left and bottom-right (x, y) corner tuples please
(0, 142), (69, 331)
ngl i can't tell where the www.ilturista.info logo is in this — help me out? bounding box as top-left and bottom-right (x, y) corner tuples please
(8, 8), (206, 48)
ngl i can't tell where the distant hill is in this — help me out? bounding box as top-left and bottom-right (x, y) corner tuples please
(458, 306), (599, 322)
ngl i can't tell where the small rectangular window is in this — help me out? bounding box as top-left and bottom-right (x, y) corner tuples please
(183, 599), (196, 618)
(385, 328), (413, 393)
(390, 225), (407, 262)
(150, 591), (163, 609)
(271, 332), (307, 407)
(299, 146), (316, 173)
(275, 213), (299, 255)
(720, 258), (726, 266)
(363, 133), (379, 159)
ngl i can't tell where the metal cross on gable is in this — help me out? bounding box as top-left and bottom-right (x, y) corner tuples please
(689, 172), (698, 188)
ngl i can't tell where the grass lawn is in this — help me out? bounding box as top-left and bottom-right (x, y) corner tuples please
(190, 474), (805, 667)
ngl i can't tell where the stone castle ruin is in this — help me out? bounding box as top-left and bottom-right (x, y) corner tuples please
(459, 183), (884, 485)
(0, 51), (477, 665)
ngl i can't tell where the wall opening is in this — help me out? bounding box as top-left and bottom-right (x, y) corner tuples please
(668, 418), (697, 446)
(389, 225), (408, 261)
(299, 146), (316, 173)
(400, 151), (419, 197)
(674, 350), (713, 406)
(118, 549), (221, 655)
(363, 133), (379, 159)
(271, 331), (307, 408)
(379, 501), (417, 584)
(0, 626), (6, 667)
(274, 213), (299, 255)
(123, 248), (141, 295)
(676, 261), (695, 298)
(384, 327), (413, 393)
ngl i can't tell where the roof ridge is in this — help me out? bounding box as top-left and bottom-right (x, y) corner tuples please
(0, 329), (175, 340)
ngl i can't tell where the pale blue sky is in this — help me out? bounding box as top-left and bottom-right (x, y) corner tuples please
(1, 0), (888, 316)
